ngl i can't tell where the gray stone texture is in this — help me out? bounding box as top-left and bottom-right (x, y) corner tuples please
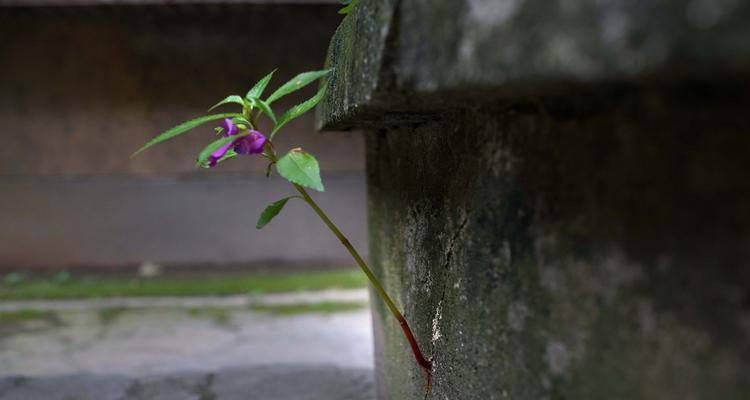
(318, 0), (750, 129)
(0, 299), (372, 377)
(318, 0), (750, 399)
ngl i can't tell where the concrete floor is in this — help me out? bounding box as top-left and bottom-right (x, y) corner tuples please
(0, 366), (375, 400)
(0, 291), (375, 399)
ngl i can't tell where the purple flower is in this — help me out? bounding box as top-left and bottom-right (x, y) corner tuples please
(220, 118), (238, 137)
(234, 130), (267, 155)
(207, 119), (267, 167)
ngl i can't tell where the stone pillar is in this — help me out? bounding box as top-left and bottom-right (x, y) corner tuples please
(317, 1), (750, 399)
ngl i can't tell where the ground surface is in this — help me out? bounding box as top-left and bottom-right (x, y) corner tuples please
(0, 365), (375, 400)
(0, 288), (375, 399)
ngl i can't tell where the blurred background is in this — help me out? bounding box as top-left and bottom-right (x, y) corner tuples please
(0, 1), (374, 398)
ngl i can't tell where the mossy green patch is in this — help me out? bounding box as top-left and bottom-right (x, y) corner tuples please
(187, 308), (232, 325)
(98, 308), (127, 324)
(251, 301), (367, 315)
(0, 310), (52, 325)
(0, 269), (367, 300)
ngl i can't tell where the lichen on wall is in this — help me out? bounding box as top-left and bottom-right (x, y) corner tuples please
(365, 90), (750, 399)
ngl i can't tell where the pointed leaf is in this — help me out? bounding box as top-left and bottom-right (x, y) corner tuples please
(231, 116), (252, 128)
(276, 150), (324, 192)
(256, 197), (294, 229)
(246, 69), (276, 100)
(196, 132), (248, 168)
(339, 0), (359, 14)
(271, 85), (326, 138)
(256, 99), (277, 124)
(265, 69), (330, 105)
(132, 113), (240, 158)
(208, 95), (246, 112)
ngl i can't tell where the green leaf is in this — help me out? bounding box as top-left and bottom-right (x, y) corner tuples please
(265, 69), (330, 105)
(271, 84), (326, 138)
(338, 0), (359, 14)
(246, 69), (277, 100)
(216, 149), (238, 165)
(196, 132), (248, 168)
(256, 99), (277, 124)
(208, 95), (246, 112)
(132, 113), (240, 158)
(231, 116), (252, 127)
(256, 197), (294, 229)
(276, 150), (324, 192)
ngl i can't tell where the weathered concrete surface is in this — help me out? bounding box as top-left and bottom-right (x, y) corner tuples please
(317, 0), (750, 399)
(0, 290), (374, 398)
(0, 365), (374, 399)
(0, 296), (372, 376)
(317, 0), (750, 130)
(364, 93), (750, 399)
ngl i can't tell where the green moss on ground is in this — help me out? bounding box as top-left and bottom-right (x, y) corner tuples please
(97, 307), (127, 324)
(0, 269), (367, 300)
(251, 301), (368, 315)
(0, 310), (52, 324)
(187, 308), (233, 325)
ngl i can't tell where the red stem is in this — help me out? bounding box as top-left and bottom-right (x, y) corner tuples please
(398, 314), (433, 395)
(397, 314), (432, 372)
(294, 183), (433, 390)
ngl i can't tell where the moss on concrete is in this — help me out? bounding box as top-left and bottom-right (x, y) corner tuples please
(0, 269), (367, 300)
(364, 89), (750, 399)
(98, 307), (127, 325)
(250, 301), (368, 315)
(316, 0), (397, 130)
(187, 307), (233, 325)
(0, 310), (52, 325)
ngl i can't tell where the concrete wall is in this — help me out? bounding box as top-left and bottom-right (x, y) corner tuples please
(364, 89), (750, 399)
(319, 1), (750, 398)
(0, 4), (367, 271)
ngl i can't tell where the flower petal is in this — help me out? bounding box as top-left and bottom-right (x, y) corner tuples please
(207, 138), (237, 167)
(234, 130), (267, 155)
(220, 118), (238, 137)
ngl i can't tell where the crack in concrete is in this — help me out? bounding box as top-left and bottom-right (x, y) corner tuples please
(429, 212), (471, 359)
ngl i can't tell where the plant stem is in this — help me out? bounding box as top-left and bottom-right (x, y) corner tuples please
(293, 184), (433, 377)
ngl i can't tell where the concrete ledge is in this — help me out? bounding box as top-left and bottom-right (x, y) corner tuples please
(317, 0), (750, 130)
